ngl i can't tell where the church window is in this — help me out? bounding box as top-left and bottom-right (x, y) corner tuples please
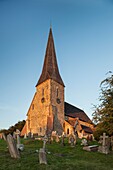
(40, 127), (42, 132)
(42, 89), (44, 96)
(56, 87), (58, 97)
(67, 128), (69, 135)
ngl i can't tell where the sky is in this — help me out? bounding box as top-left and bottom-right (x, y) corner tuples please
(0, 0), (113, 130)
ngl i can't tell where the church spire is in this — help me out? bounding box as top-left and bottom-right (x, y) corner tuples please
(36, 28), (65, 87)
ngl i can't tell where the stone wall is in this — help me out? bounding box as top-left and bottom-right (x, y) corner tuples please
(23, 79), (64, 136)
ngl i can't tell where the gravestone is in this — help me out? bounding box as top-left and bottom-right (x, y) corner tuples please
(81, 139), (88, 146)
(7, 134), (20, 159)
(16, 134), (24, 151)
(47, 134), (51, 144)
(43, 135), (48, 150)
(111, 136), (113, 151)
(83, 145), (98, 152)
(24, 133), (27, 139)
(68, 133), (76, 147)
(61, 132), (65, 146)
(39, 148), (47, 164)
(55, 134), (60, 143)
(98, 133), (110, 154)
(13, 132), (16, 139)
(14, 129), (24, 151)
(28, 132), (32, 139)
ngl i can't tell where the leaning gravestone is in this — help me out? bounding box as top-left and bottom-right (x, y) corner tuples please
(7, 134), (20, 159)
(83, 145), (98, 152)
(39, 148), (47, 164)
(98, 133), (110, 154)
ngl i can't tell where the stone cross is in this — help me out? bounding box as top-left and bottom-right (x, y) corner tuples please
(98, 133), (110, 154)
(7, 134), (20, 159)
(100, 133), (108, 146)
(14, 129), (24, 151)
(43, 135), (48, 150)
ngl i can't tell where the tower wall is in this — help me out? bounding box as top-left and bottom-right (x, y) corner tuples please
(26, 79), (64, 136)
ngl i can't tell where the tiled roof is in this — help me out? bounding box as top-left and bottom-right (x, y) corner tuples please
(36, 28), (64, 87)
(65, 102), (92, 123)
(81, 125), (93, 134)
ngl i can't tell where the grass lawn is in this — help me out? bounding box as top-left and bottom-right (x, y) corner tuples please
(0, 138), (113, 170)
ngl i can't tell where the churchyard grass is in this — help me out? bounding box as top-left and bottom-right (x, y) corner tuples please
(0, 138), (113, 170)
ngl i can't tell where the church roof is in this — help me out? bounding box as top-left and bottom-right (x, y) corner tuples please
(36, 28), (64, 87)
(81, 125), (93, 134)
(64, 102), (92, 123)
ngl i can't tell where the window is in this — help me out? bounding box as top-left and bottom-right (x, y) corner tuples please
(40, 127), (42, 132)
(42, 89), (44, 96)
(56, 87), (58, 97)
(67, 128), (69, 135)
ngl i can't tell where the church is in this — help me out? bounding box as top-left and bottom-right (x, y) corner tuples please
(21, 28), (94, 138)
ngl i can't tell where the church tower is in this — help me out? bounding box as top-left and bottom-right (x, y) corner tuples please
(22, 28), (65, 136)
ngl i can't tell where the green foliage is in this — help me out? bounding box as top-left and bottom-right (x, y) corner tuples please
(0, 138), (113, 170)
(92, 72), (113, 139)
(0, 120), (25, 135)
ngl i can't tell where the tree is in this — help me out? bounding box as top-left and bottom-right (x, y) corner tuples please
(0, 120), (25, 135)
(92, 72), (113, 140)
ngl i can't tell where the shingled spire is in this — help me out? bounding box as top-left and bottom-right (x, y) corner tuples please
(36, 28), (65, 87)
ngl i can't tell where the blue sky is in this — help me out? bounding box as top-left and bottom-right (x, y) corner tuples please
(0, 0), (113, 129)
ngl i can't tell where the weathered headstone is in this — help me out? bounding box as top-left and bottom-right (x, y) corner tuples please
(68, 133), (76, 147)
(111, 136), (113, 151)
(24, 133), (27, 139)
(28, 132), (32, 139)
(83, 145), (98, 152)
(43, 135), (48, 150)
(14, 129), (24, 151)
(39, 148), (47, 164)
(7, 134), (20, 159)
(61, 132), (65, 146)
(81, 139), (88, 146)
(16, 134), (24, 151)
(13, 132), (16, 139)
(55, 134), (60, 143)
(98, 133), (110, 154)
(47, 134), (51, 144)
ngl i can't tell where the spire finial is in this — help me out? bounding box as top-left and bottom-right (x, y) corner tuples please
(50, 20), (52, 29)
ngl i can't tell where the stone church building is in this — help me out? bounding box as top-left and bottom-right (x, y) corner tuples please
(21, 28), (94, 138)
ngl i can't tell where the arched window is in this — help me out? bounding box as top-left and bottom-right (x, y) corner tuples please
(42, 89), (44, 96)
(67, 128), (69, 135)
(40, 127), (42, 132)
(56, 87), (58, 97)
